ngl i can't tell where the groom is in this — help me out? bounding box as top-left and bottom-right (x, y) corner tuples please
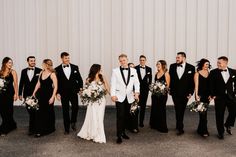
(55, 52), (83, 135)
(111, 54), (140, 144)
(209, 56), (236, 139)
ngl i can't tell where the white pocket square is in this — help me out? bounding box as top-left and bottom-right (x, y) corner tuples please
(36, 74), (40, 76)
(147, 72), (151, 75)
(188, 71), (192, 74)
(232, 75), (235, 78)
(74, 71), (77, 73)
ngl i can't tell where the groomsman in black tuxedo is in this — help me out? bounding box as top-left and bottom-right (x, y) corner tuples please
(55, 52), (83, 135)
(209, 56), (236, 139)
(135, 55), (152, 128)
(19, 56), (41, 135)
(169, 52), (195, 135)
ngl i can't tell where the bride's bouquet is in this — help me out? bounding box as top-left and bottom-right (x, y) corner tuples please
(80, 81), (107, 105)
(0, 78), (8, 94)
(149, 81), (169, 96)
(187, 101), (209, 113)
(23, 96), (39, 110)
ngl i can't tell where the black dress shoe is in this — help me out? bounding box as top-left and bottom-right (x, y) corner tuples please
(71, 123), (76, 131)
(225, 125), (232, 135)
(217, 134), (224, 139)
(64, 131), (69, 135)
(121, 134), (130, 139)
(176, 130), (184, 136)
(116, 137), (122, 144)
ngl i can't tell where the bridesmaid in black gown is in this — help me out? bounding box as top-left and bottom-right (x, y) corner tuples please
(150, 60), (170, 133)
(194, 58), (211, 137)
(32, 59), (58, 137)
(0, 57), (18, 136)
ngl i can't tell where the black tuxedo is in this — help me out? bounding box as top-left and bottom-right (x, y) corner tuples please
(169, 63), (195, 131)
(135, 65), (152, 126)
(19, 67), (41, 133)
(55, 64), (83, 132)
(209, 68), (236, 135)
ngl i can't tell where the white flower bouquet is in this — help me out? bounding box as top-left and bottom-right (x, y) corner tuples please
(24, 96), (39, 110)
(130, 99), (139, 115)
(188, 101), (209, 113)
(149, 81), (169, 96)
(0, 78), (8, 93)
(80, 81), (107, 105)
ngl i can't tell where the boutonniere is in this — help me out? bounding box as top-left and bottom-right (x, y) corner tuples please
(188, 71), (192, 74)
(131, 75), (134, 77)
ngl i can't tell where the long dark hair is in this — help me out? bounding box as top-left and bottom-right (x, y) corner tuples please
(87, 64), (104, 83)
(0, 57), (12, 76)
(196, 58), (211, 71)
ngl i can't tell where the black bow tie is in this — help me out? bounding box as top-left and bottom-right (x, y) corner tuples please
(63, 64), (69, 68)
(121, 68), (129, 71)
(220, 69), (227, 72)
(177, 64), (183, 67)
(28, 68), (34, 70)
(140, 66), (145, 69)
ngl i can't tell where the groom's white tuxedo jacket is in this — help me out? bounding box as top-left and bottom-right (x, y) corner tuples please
(110, 67), (140, 103)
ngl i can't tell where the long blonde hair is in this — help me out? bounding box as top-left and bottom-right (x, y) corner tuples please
(43, 59), (55, 73)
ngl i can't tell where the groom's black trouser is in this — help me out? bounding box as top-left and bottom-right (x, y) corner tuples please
(214, 95), (236, 135)
(61, 93), (79, 132)
(116, 98), (132, 137)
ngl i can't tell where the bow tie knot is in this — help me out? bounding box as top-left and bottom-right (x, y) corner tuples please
(28, 68), (34, 70)
(121, 68), (129, 71)
(63, 64), (69, 68)
(140, 66), (145, 69)
(177, 64), (183, 67)
(220, 69), (227, 72)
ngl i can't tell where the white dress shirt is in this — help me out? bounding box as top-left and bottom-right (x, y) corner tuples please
(27, 68), (35, 82)
(122, 68), (129, 83)
(221, 68), (230, 83)
(177, 62), (186, 79)
(140, 65), (146, 80)
(62, 64), (71, 80)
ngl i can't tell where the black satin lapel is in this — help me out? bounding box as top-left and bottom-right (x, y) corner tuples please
(137, 67), (142, 81)
(126, 68), (131, 86)
(120, 67), (127, 86)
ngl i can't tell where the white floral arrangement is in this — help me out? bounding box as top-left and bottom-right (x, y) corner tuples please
(0, 78), (8, 93)
(188, 101), (209, 113)
(130, 100), (139, 115)
(80, 81), (106, 105)
(24, 96), (39, 110)
(149, 81), (169, 96)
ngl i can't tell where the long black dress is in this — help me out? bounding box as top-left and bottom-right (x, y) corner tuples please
(197, 73), (210, 136)
(150, 73), (168, 133)
(0, 72), (17, 135)
(35, 73), (55, 136)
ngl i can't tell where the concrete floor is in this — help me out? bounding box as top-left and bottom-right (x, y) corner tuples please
(0, 106), (236, 157)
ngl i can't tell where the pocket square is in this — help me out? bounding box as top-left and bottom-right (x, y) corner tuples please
(131, 75), (134, 77)
(188, 71), (192, 74)
(36, 74), (40, 76)
(147, 72), (151, 75)
(74, 70), (77, 73)
(232, 75), (235, 78)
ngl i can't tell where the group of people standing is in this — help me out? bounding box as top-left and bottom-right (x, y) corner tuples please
(0, 52), (235, 145)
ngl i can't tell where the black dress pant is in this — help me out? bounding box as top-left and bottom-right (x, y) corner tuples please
(139, 89), (149, 125)
(61, 93), (79, 132)
(116, 98), (132, 137)
(214, 95), (236, 135)
(172, 95), (189, 131)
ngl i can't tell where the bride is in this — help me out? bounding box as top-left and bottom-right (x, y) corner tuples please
(77, 64), (109, 143)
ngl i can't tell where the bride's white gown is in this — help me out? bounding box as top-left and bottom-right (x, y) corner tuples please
(77, 82), (106, 143)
